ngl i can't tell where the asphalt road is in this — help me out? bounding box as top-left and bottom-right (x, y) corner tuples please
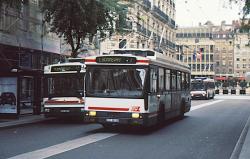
(1, 97), (250, 159)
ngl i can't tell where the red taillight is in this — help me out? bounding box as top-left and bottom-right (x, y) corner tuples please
(136, 60), (149, 64)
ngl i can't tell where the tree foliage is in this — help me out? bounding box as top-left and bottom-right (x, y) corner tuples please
(42, 0), (132, 57)
(0, 0), (24, 14)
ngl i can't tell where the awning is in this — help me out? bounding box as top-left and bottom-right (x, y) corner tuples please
(214, 76), (227, 80)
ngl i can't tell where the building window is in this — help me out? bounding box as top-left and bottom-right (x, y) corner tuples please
(222, 60), (226, 66)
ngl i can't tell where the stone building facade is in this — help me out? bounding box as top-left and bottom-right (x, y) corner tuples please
(100, 0), (176, 58)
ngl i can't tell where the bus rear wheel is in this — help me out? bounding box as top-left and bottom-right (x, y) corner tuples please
(179, 102), (185, 119)
(157, 104), (165, 125)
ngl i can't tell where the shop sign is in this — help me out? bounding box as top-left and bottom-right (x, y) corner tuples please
(0, 77), (17, 114)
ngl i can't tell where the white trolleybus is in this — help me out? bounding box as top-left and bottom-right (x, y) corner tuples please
(84, 49), (191, 127)
(43, 62), (86, 118)
(191, 77), (215, 100)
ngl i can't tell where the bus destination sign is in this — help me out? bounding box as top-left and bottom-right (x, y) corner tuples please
(96, 56), (136, 64)
(51, 65), (81, 72)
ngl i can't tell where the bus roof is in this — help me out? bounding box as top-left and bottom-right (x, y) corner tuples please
(85, 53), (190, 73)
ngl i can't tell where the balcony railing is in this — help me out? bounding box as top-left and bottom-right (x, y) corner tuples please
(153, 6), (169, 23)
(142, 0), (151, 9)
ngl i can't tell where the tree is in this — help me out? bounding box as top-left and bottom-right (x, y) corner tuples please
(0, 0), (24, 10)
(42, 0), (132, 57)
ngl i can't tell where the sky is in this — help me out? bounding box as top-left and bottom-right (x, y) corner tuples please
(175, 0), (244, 27)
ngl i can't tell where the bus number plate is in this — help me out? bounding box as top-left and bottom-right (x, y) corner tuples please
(60, 110), (70, 113)
(106, 119), (119, 123)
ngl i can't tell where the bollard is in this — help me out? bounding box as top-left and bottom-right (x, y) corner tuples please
(231, 89), (236, 94)
(240, 89), (246, 95)
(215, 89), (219, 94)
(223, 89), (228, 94)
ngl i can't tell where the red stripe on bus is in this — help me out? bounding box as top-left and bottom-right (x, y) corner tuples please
(85, 59), (96, 62)
(88, 107), (129, 111)
(136, 60), (149, 64)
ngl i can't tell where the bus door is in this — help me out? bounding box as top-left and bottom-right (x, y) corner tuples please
(148, 67), (159, 113)
(171, 71), (180, 110)
(164, 69), (171, 111)
(158, 68), (171, 113)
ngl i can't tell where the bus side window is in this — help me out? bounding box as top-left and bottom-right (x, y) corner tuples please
(182, 72), (187, 90)
(187, 73), (191, 89)
(177, 71), (181, 90)
(171, 70), (177, 90)
(150, 68), (157, 93)
(158, 67), (165, 92)
(165, 69), (171, 90)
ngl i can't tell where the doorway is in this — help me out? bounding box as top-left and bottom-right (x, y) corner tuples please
(20, 76), (34, 114)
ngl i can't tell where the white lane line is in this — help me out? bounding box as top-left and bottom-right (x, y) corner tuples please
(191, 100), (224, 111)
(230, 115), (250, 159)
(8, 133), (117, 159)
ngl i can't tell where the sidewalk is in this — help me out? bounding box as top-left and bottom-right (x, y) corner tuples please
(0, 114), (51, 129)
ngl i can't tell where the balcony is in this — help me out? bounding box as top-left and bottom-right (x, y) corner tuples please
(136, 24), (147, 36)
(153, 6), (169, 24)
(170, 19), (175, 29)
(142, 0), (151, 9)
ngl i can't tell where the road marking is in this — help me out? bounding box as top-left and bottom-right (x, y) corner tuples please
(191, 100), (224, 111)
(215, 95), (250, 100)
(229, 115), (250, 159)
(8, 100), (225, 159)
(8, 133), (117, 159)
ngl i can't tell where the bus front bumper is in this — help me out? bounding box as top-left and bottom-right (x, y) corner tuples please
(44, 107), (85, 118)
(84, 111), (153, 126)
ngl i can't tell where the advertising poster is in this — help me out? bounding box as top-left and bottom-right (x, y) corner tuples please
(0, 77), (17, 114)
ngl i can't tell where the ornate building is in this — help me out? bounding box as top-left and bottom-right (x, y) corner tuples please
(100, 0), (176, 58)
(176, 23), (215, 78)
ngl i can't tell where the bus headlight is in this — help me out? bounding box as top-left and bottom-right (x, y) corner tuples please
(89, 111), (96, 116)
(132, 113), (140, 119)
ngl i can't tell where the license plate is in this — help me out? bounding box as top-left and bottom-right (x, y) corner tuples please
(60, 110), (70, 113)
(106, 119), (119, 123)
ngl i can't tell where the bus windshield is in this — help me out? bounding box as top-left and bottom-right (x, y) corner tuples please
(44, 74), (85, 98)
(86, 67), (148, 98)
(191, 82), (205, 91)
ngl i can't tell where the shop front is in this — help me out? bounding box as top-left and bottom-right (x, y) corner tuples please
(0, 70), (42, 118)
(0, 44), (60, 118)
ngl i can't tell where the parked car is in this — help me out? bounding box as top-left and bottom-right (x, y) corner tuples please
(1, 92), (16, 105)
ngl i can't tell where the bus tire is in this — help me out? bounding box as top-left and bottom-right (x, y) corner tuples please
(44, 114), (50, 118)
(211, 93), (215, 99)
(102, 124), (117, 130)
(158, 104), (165, 125)
(179, 102), (185, 119)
